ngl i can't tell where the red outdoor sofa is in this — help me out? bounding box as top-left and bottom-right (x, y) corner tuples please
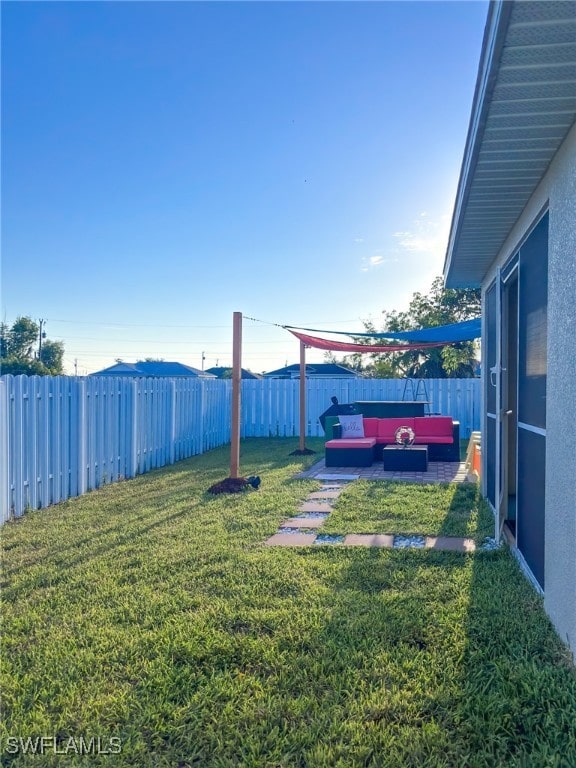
(325, 416), (460, 467)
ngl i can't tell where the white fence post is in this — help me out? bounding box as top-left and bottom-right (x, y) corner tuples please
(0, 378), (10, 522)
(129, 380), (139, 479)
(78, 378), (88, 496)
(13, 376), (27, 515)
(168, 381), (176, 465)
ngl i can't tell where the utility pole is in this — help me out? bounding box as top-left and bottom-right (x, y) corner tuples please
(299, 341), (307, 451)
(38, 319), (46, 360)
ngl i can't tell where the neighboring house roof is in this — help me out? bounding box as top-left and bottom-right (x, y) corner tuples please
(444, 0), (576, 287)
(263, 363), (359, 378)
(205, 367), (263, 380)
(90, 361), (216, 378)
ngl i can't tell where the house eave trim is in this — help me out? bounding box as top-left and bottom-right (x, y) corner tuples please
(444, 0), (513, 286)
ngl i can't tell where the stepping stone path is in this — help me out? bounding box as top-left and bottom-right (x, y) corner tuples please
(264, 480), (349, 547)
(264, 478), (489, 552)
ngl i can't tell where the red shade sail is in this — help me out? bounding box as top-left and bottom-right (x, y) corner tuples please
(289, 330), (451, 353)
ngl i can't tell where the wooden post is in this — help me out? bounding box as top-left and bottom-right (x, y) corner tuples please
(230, 312), (242, 478)
(299, 340), (306, 451)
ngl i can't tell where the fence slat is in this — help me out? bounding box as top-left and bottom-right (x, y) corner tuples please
(0, 379), (10, 522)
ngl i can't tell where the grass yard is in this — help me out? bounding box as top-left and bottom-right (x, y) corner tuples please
(321, 481), (494, 542)
(1, 438), (575, 767)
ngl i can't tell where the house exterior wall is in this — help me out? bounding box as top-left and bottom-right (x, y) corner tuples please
(481, 121), (576, 654)
(546, 123), (576, 654)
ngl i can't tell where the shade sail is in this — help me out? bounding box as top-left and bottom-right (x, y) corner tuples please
(285, 318), (481, 343)
(289, 330), (452, 354)
(380, 318), (481, 342)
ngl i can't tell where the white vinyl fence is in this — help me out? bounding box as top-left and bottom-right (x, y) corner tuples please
(241, 377), (481, 440)
(0, 375), (480, 521)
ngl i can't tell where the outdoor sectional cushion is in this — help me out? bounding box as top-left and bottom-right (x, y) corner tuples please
(356, 416), (455, 445)
(325, 438), (377, 449)
(377, 417), (416, 443)
(362, 418), (380, 438)
(413, 417), (454, 443)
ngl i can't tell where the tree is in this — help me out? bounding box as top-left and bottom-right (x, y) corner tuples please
(333, 277), (481, 378)
(39, 340), (65, 375)
(0, 357), (48, 376)
(0, 323), (9, 359)
(0, 316), (65, 376)
(7, 316), (38, 359)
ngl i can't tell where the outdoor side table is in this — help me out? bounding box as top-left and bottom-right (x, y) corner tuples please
(383, 445), (428, 472)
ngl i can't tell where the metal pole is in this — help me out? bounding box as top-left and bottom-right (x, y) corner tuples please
(230, 312), (242, 478)
(38, 318), (45, 360)
(299, 341), (306, 451)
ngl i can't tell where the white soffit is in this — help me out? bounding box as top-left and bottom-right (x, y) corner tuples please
(444, 0), (576, 288)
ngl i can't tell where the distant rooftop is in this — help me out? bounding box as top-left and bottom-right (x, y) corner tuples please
(205, 367), (262, 380)
(90, 361), (216, 378)
(263, 363), (359, 379)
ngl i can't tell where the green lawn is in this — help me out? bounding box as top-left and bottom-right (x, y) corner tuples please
(1, 438), (575, 767)
(321, 481), (494, 542)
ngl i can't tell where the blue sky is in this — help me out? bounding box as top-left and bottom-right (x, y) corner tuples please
(2, 0), (488, 375)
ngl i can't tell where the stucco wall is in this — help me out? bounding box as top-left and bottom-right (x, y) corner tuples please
(482, 121), (576, 656)
(545, 124), (576, 655)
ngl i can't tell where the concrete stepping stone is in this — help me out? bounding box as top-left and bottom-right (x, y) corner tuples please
(315, 473), (359, 481)
(307, 490), (342, 499)
(343, 534), (395, 548)
(425, 536), (476, 552)
(298, 502), (333, 513)
(264, 531), (482, 551)
(264, 532), (317, 546)
(281, 517), (327, 529)
(294, 511), (330, 518)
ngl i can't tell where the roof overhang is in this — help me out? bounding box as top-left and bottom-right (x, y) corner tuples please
(444, 0), (576, 288)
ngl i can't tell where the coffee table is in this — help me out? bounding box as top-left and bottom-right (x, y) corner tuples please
(383, 445), (429, 471)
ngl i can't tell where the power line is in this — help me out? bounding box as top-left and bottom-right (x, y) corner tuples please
(52, 336), (287, 345)
(244, 315), (365, 328)
(44, 318), (232, 328)
(40, 316), (366, 328)
(57, 347), (301, 358)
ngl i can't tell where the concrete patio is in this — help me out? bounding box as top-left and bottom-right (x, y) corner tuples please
(295, 457), (472, 484)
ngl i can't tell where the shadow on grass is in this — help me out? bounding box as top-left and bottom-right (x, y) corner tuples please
(272, 486), (576, 766)
(0, 440), (323, 597)
(436, 481), (494, 541)
(322, 477), (493, 542)
(0, 503), (197, 600)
